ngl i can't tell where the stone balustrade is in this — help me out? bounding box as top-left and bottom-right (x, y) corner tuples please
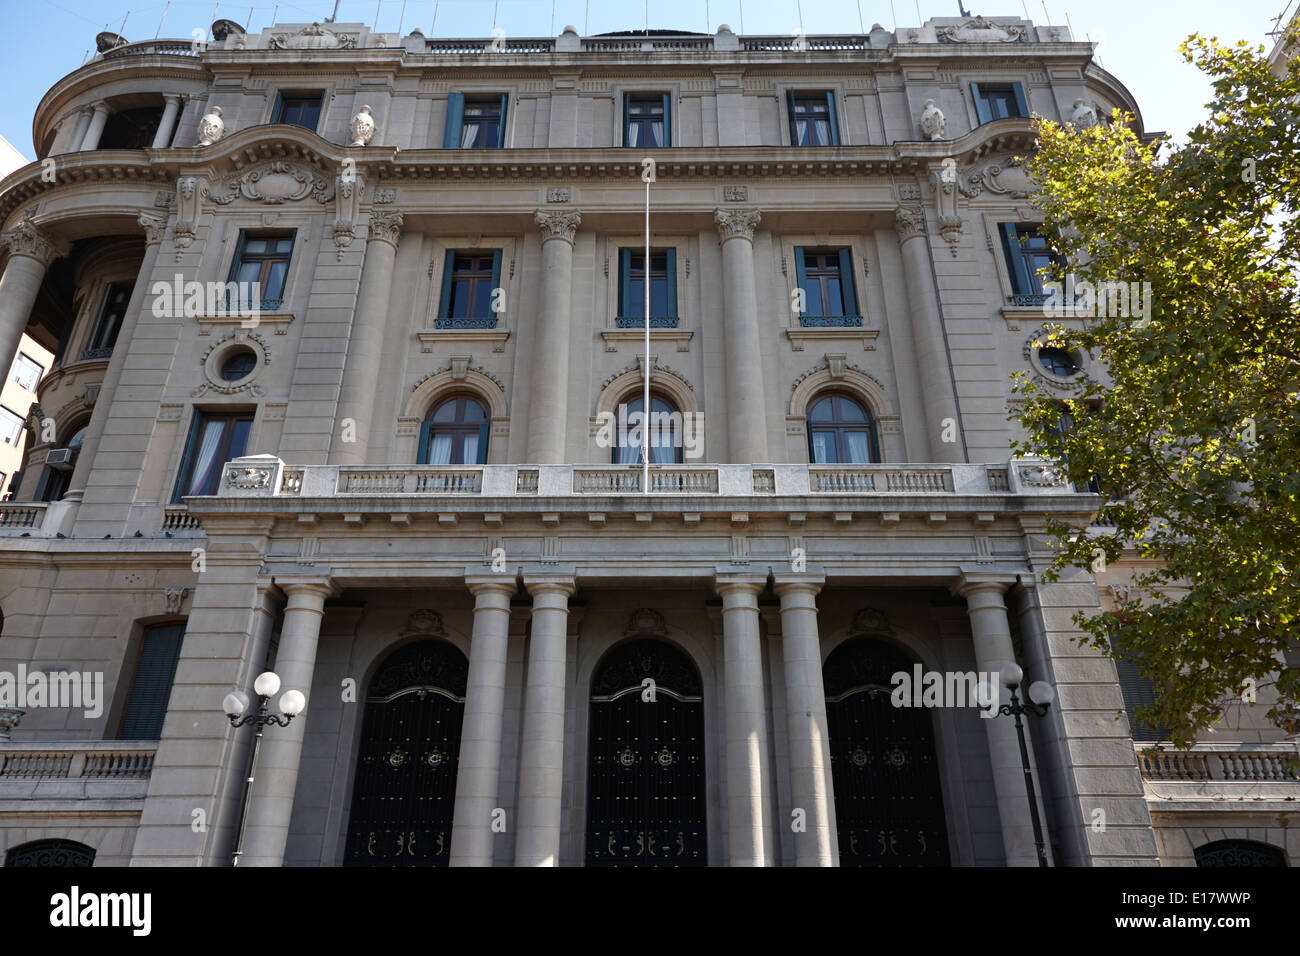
(1135, 742), (1300, 784)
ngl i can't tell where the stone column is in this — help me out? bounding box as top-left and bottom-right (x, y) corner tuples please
(514, 571), (576, 866)
(716, 570), (772, 866)
(526, 210), (581, 464)
(80, 102), (110, 151)
(773, 573), (838, 866)
(955, 572), (1046, 867)
(240, 578), (334, 867)
(714, 208), (769, 463)
(68, 107), (93, 152)
(65, 212), (166, 504)
(894, 206), (964, 463)
(0, 221), (67, 377)
(329, 211), (403, 465)
(152, 95), (183, 148)
(450, 574), (517, 866)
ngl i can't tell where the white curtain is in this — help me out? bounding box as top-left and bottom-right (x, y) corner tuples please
(461, 433), (479, 465)
(649, 120), (663, 147)
(627, 123), (640, 147)
(811, 432), (833, 464)
(845, 431), (872, 464)
(429, 434), (453, 464)
(186, 422), (225, 495)
(460, 120), (479, 149)
(794, 117), (808, 145)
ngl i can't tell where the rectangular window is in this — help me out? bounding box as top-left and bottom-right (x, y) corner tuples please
(787, 91), (840, 146)
(971, 82), (1029, 125)
(84, 282), (133, 360)
(793, 247), (860, 327)
(624, 93), (671, 148)
(436, 250), (503, 328)
(11, 353), (44, 392)
(1000, 223), (1064, 302)
(0, 406), (22, 447)
(1108, 624), (1166, 742)
(275, 92), (323, 131)
(230, 232), (295, 310)
(444, 93), (508, 149)
(172, 411), (253, 502)
(616, 248), (677, 327)
(117, 623), (186, 740)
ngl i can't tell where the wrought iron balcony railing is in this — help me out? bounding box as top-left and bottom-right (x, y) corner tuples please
(799, 314), (864, 328)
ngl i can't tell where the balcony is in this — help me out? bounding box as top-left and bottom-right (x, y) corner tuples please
(1135, 742), (1300, 810)
(0, 741), (157, 804)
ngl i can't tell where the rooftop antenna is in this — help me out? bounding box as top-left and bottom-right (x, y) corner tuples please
(372, 0), (381, 31)
(398, 0), (406, 34)
(326, 0), (340, 23)
(645, 0), (649, 36)
(889, 0), (896, 30)
(432, 0), (439, 34)
(959, 0), (970, 15)
(857, 0), (865, 33)
(914, 1), (921, 25)
(705, 0), (710, 33)
(796, 0), (804, 31)
(550, 0), (555, 35)
(1040, 1), (1051, 25)
(245, 6), (253, 29)
(154, 0), (169, 38)
(584, 0), (588, 35)
(1021, 0), (1031, 19)
(118, 10), (130, 38)
(492, 0), (499, 31)
(208, 3), (218, 38)
(739, 0), (744, 34)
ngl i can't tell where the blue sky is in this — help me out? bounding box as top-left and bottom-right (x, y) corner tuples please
(0, 0), (1287, 157)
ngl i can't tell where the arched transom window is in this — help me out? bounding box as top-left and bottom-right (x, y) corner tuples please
(420, 395), (489, 465)
(806, 392), (879, 464)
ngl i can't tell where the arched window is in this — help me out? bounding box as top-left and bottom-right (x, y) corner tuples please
(612, 393), (683, 464)
(37, 422), (89, 503)
(806, 392), (879, 464)
(5, 839), (96, 867)
(419, 395), (488, 465)
(1194, 840), (1287, 867)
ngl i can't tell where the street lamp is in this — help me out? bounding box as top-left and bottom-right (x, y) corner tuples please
(996, 662), (1055, 868)
(223, 670), (305, 866)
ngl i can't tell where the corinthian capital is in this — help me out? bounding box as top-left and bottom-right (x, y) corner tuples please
(534, 209), (582, 245)
(138, 211), (168, 246)
(0, 220), (69, 266)
(714, 207), (761, 243)
(893, 206), (926, 243)
(367, 210), (404, 247)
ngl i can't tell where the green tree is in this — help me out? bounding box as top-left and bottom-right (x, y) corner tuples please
(1013, 32), (1300, 747)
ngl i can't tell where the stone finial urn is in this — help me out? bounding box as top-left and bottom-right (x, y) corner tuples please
(1071, 98), (1098, 129)
(198, 105), (225, 146)
(919, 99), (946, 140)
(0, 706), (23, 741)
(349, 105), (376, 146)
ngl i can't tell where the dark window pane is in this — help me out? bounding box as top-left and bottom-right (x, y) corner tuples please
(118, 624), (186, 739)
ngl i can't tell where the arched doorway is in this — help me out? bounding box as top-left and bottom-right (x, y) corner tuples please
(585, 638), (706, 867)
(4, 839), (95, 867)
(1195, 840), (1287, 867)
(824, 637), (950, 866)
(343, 640), (468, 867)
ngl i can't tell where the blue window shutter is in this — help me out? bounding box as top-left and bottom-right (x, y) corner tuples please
(787, 91), (799, 144)
(826, 91), (840, 146)
(1012, 82), (1029, 119)
(443, 92), (465, 148)
(622, 93), (631, 146)
(662, 92), (672, 147)
(1000, 223), (1032, 294)
(490, 249), (503, 320)
(118, 624), (186, 740)
(837, 247), (858, 316)
(476, 421), (490, 464)
(971, 83), (992, 125)
(417, 420), (432, 464)
(793, 246), (808, 315)
(228, 230), (248, 282)
(272, 91), (284, 124)
(618, 248), (632, 318)
(437, 249), (456, 319)
(497, 93), (509, 147)
(33, 466), (51, 502)
(664, 248), (678, 318)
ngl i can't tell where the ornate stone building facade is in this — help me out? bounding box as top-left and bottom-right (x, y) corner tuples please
(0, 15), (1293, 868)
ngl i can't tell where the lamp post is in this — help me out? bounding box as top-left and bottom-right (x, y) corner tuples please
(222, 670), (306, 867)
(995, 662), (1055, 868)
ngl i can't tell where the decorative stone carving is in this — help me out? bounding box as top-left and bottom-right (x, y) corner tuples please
(171, 176), (203, 257)
(626, 608), (670, 636)
(919, 99), (946, 140)
(723, 185), (750, 202)
(197, 105), (224, 147)
(0, 707), (23, 741)
(96, 31), (128, 53)
(1071, 98), (1098, 129)
(850, 608), (890, 634)
(269, 22), (358, 50)
(211, 19), (245, 41)
(349, 105), (376, 146)
(372, 187), (397, 204)
(959, 155), (1032, 200)
(225, 466), (273, 489)
(163, 586), (189, 614)
(206, 161), (334, 205)
(546, 186), (570, 203)
(1017, 461), (1068, 487)
(534, 208), (582, 244)
(0, 220), (68, 265)
(714, 206), (761, 242)
(367, 210), (404, 247)
(406, 608), (446, 635)
(936, 16), (1028, 43)
(897, 183), (922, 201)
(931, 164), (963, 256)
(138, 211), (167, 245)
(333, 171), (365, 251)
(195, 330), (270, 397)
(893, 205), (925, 242)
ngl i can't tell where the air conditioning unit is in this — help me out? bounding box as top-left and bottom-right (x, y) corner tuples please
(45, 448), (77, 471)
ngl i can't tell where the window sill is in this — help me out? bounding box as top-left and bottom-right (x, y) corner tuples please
(600, 329), (693, 353)
(196, 311), (295, 334)
(417, 328), (510, 353)
(783, 324), (878, 352)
